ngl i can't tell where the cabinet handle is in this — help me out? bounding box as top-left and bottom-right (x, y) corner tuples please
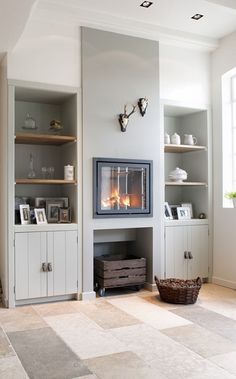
(184, 251), (188, 259)
(188, 251), (193, 259)
(42, 262), (48, 272)
(47, 262), (53, 272)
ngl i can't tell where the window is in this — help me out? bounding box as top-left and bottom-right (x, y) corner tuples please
(222, 68), (236, 207)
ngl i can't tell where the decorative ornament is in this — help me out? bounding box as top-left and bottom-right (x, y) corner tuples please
(118, 104), (137, 132)
(138, 97), (148, 117)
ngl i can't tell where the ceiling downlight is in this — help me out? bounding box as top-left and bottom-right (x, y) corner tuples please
(191, 14), (204, 20)
(140, 1), (153, 8)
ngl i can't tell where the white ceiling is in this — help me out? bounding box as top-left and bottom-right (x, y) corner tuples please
(0, 0), (236, 58)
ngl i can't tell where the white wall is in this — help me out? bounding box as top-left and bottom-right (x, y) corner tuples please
(7, 10), (211, 107)
(212, 31), (236, 288)
(159, 44), (211, 106)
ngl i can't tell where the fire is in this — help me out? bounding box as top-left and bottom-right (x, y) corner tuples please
(101, 190), (130, 209)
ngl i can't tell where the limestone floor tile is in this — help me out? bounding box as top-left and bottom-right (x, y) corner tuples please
(110, 323), (233, 379)
(200, 299), (236, 321)
(7, 327), (91, 379)
(107, 296), (192, 329)
(0, 355), (29, 379)
(0, 306), (47, 333)
(33, 301), (78, 317)
(210, 351), (236, 376)
(162, 324), (236, 358)
(171, 305), (236, 343)
(45, 312), (127, 359)
(72, 375), (99, 379)
(0, 326), (14, 357)
(84, 351), (168, 379)
(71, 299), (141, 329)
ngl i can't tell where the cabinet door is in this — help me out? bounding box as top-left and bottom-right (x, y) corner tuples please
(47, 231), (78, 296)
(15, 232), (47, 300)
(187, 225), (208, 279)
(165, 226), (188, 279)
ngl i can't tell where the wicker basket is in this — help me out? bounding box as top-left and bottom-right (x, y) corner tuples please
(154, 276), (202, 304)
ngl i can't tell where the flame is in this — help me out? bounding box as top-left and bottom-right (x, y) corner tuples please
(101, 190), (130, 209)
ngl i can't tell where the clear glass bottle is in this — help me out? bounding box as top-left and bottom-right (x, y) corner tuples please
(23, 113), (37, 130)
(28, 153), (36, 179)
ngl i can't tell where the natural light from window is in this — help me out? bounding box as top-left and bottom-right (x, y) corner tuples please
(222, 68), (236, 208)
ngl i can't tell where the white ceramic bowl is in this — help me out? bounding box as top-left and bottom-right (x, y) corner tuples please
(168, 167), (187, 182)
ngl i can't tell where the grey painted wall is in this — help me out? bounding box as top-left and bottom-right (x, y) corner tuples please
(81, 27), (160, 294)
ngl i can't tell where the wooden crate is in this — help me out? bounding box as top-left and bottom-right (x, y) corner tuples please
(94, 254), (146, 291)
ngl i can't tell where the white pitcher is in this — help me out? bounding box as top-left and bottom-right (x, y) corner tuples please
(170, 133), (181, 145)
(164, 132), (170, 144)
(184, 134), (197, 145)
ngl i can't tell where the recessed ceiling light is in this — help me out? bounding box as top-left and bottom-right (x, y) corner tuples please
(140, 1), (153, 8)
(191, 13), (204, 20)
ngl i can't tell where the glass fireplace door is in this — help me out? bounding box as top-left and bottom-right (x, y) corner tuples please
(93, 158), (152, 217)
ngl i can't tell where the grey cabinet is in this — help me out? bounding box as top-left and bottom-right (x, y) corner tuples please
(165, 224), (208, 280)
(15, 230), (78, 300)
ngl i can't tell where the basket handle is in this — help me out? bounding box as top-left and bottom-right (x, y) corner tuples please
(196, 277), (202, 285)
(154, 275), (159, 284)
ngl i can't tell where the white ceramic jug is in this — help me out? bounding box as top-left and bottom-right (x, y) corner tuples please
(170, 133), (181, 145)
(184, 134), (197, 145)
(164, 133), (170, 144)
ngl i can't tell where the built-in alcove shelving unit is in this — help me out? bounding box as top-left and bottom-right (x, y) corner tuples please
(2, 80), (82, 307)
(162, 102), (211, 281)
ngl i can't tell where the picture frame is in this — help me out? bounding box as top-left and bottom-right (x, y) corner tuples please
(19, 204), (30, 225)
(181, 203), (193, 218)
(170, 204), (180, 220)
(177, 206), (191, 220)
(46, 202), (64, 223)
(34, 208), (47, 224)
(164, 202), (173, 219)
(35, 197), (69, 209)
(58, 207), (71, 223)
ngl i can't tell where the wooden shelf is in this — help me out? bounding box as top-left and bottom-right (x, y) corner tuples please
(164, 144), (206, 153)
(165, 181), (207, 186)
(15, 179), (76, 185)
(15, 133), (76, 145)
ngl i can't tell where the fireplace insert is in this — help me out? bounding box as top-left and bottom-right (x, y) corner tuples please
(93, 158), (153, 218)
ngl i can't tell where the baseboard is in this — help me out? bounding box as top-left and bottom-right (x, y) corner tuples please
(144, 282), (157, 292)
(15, 294), (76, 306)
(81, 291), (96, 300)
(212, 276), (236, 290)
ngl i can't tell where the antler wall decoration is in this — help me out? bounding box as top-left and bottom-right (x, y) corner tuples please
(118, 104), (137, 132)
(118, 97), (149, 132)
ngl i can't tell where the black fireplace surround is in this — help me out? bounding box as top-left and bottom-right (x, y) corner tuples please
(93, 158), (153, 218)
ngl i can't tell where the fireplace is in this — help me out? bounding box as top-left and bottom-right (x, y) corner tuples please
(93, 158), (153, 217)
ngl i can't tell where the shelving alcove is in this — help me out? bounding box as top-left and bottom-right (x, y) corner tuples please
(4, 80), (82, 307)
(162, 103), (212, 282)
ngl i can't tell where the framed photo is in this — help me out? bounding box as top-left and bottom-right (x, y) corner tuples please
(170, 204), (180, 220)
(181, 203), (193, 218)
(58, 207), (71, 223)
(35, 197), (69, 208)
(177, 206), (191, 220)
(47, 202), (64, 223)
(19, 204), (30, 225)
(34, 208), (47, 224)
(164, 202), (173, 219)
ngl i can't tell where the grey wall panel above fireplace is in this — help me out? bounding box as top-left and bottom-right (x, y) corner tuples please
(81, 27), (161, 294)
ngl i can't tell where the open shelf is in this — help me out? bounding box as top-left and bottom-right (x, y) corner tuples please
(15, 133), (76, 146)
(15, 179), (77, 185)
(164, 144), (206, 153)
(165, 181), (207, 186)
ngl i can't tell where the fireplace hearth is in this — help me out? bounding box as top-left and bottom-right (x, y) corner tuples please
(93, 158), (153, 218)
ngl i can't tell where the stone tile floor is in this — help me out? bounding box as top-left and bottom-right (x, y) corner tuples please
(1, 284), (236, 378)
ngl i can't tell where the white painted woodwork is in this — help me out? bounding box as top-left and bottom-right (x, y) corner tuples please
(65, 231), (78, 294)
(15, 232), (47, 300)
(165, 225), (209, 279)
(15, 230), (78, 300)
